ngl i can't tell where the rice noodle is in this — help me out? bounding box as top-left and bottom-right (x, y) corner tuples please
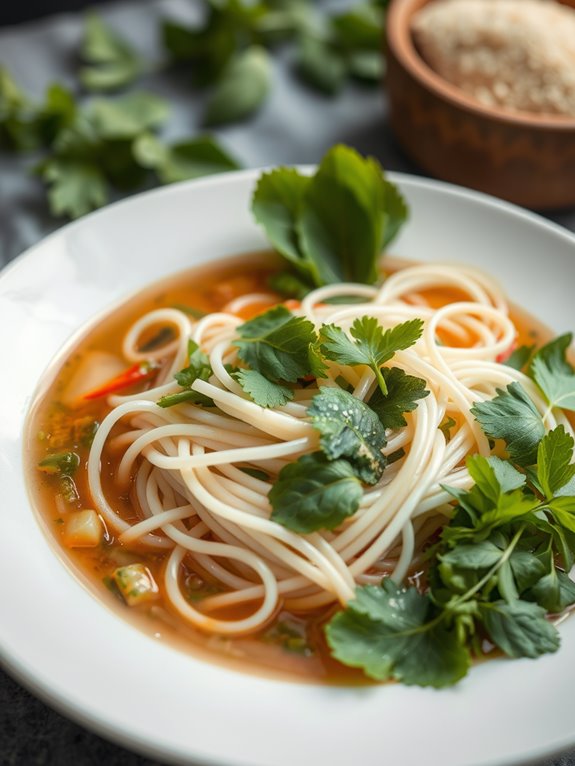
(86, 262), (573, 636)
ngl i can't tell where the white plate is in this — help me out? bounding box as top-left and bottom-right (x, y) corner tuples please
(1, 170), (575, 766)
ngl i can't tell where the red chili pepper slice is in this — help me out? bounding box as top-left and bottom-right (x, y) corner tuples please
(83, 361), (159, 400)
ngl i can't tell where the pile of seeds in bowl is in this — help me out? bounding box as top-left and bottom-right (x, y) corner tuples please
(412, 0), (575, 117)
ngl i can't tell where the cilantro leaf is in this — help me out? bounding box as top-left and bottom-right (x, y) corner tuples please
(325, 581), (470, 687)
(234, 306), (319, 383)
(89, 91), (169, 139)
(269, 452), (362, 532)
(234, 369), (293, 408)
(546, 496), (575, 534)
(367, 367), (429, 429)
(40, 158), (108, 219)
(537, 426), (575, 499)
(481, 599), (559, 658)
(133, 133), (240, 184)
(471, 382), (546, 466)
(157, 340), (213, 408)
(504, 344), (534, 371)
(204, 46), (271, 126)
(531, 333), (575, 412)
(320, 317), (423, 395)
(80, 12), (143, 92)
(308, 387), (387, 484)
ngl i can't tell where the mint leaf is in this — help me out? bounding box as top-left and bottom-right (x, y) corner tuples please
(133, 133), (240, 184)
(530, 568), (575, 614)
(251, 145), (408, 288)
(80, 12), (143, 92)
(481, 599), (559, 658)
(204, 46), (271, 126)
(235, 369), (293, 408)
(234, 306), (319, 383)
(537, 426), (575, 499)
(320, 317), (423, 395)
(269, 452), (362, 532)
(309, 387), (387, 484)
(531, 333), (575, 412)
(251, 167), (311, 280)
(368, 367), (429, 429)
(325, 581), (470, 687)
(297, 145), (386, 285)
(471, 382), (545, 466)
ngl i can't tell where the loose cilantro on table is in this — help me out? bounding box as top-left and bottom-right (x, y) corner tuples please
(80, 12), (145, 92)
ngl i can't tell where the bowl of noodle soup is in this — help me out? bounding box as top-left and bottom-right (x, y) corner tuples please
(1, 167), (575, 766)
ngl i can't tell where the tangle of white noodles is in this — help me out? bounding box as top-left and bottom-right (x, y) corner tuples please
(86, 262), (574, 636)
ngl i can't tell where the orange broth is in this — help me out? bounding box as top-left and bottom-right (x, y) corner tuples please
(24, 253), (549, 683)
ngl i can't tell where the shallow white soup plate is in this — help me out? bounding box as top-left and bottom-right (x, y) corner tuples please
(1, 170), (575, 766)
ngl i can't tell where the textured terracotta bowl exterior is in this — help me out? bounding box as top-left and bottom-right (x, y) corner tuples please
(386, 0), (575, 209)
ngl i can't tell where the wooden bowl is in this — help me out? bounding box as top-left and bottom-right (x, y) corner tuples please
(385, 0), (575, 209)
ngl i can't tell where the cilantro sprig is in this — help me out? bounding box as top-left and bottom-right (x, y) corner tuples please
(326, 424), (575, 687)
(320, 316), (423, 394)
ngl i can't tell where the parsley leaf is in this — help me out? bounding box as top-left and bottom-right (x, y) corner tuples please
(471, 382), (545, 466)
(531, 333), (575, 412)
(320, 317), (423, 395)
(308, 387), (387, 484)
(530, 567), (575, 614)
(481, 599), (559, 658)
(367, 367), (429, 429)
(537, 426), (575, 499)
(234, 369), (293, 408)
(269, 452), (363, 532)
(89, 91), (169, 139)
(80, 12), (144, 92)
(234, 306), (320, 383)
(325, 581), (470, 687)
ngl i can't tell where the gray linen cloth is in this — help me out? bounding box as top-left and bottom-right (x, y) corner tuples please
(1, 2), (575, 764)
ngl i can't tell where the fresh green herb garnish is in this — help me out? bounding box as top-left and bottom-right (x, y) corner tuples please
(37, 451), (80, 476)
(326, 425), (575, 686)
(320, 317), (423, 395)
(308, 387), (387, 484)
(234, 369), (294, 408)
(252, 145), (408, 291)
(530, 333), (575, 413)
(504, 344), (534, 371)
(157, 340), (214, 408)
(269, 452), (363, 533)
(367, 367), (429, 429)
(234, 306), (325, 383)
(471, 382), (546, 467)
(439, 415), (457, 442)
(240, 466), (271, 482)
